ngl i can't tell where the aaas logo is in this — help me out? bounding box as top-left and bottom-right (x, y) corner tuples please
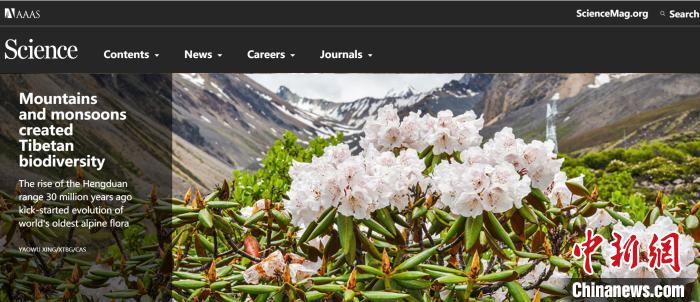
(4, 8), (41, 19)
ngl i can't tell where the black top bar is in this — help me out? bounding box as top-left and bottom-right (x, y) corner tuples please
(1, 1), (699, 26)
(0, 1), (699, 73)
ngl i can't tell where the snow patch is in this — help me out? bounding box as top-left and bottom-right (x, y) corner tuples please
(180, 73), (205, 86)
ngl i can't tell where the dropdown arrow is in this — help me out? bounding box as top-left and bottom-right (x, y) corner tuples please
(154, 53), (159, 57)
(368, 53), (373, 57)
(217, 53), (222, 57)
(290, 53), (295, 57)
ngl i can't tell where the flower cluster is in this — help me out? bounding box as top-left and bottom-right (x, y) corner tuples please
(288, 106), (575, 223)
(430, 126), (568, 218)
(483, 127), (563, 191)
(362, 106), (484, 154)
(431, 153), (531, 217)
(284, 143), (426, 226)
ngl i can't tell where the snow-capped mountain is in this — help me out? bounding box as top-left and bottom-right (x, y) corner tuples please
(172, 73), (700, 189)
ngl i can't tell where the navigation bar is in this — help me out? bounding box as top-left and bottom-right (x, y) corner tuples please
(0, 25), (698, 73)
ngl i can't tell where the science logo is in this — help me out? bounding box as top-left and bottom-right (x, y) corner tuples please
(3, 8), (41, 19)
(3, 38), (78, 60)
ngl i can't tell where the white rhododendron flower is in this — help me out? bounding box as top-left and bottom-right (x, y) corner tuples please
(243, 251), (321, 284)
(600, 217), (698, 282)
(362, 106), (403, 151)
(518, 259), (570, 298)
(585, 209), (630, 230)
(486, 260), (569, 300)
(431, 160), (530, 217)
(285, 143), (427, 225)
(483, 128), (562, 191)
(361, 106), (484, 153)
(546, 172), (585, 207)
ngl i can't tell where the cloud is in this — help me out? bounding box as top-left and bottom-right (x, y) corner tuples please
(247, 73), (464, 103)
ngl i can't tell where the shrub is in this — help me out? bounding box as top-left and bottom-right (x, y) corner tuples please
(604, 159), (628, 173)
(608, 191), (647, 222)
(598, 171), (635, 200)
(231, 131), (342, 206)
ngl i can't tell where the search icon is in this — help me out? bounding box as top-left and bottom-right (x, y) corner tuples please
(660, 10), (666, 16)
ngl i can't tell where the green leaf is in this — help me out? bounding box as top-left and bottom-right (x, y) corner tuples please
(358, 265), (385, 277)
(199, 209), (214, 229)
(362, 291), (410, 301)
(549, 256), (572, 270)
(271, 210), (291, 226)
(646, 207), (661, 225)
(539, 284), (569, 296)
(691, 281), (700, 302)
(565, 181), (590, 198)
(484, 212), (515, 250)
(513, 263), (534, 275)
(306, 208), (337, 243)
(312, 284), (345, 293)
(25, 274), (63, 285)
(298, 220), (318, 243)
(436, 274), (469, 284)
(210, 281), (228, 290)
(391, 271), (428, 280)
(605, 208), (634, 226)
(336, 214), (356, 264)
(305, 291), (325, 301)
(375, 208), (399, 236)
(173, 280), (207, 290)
(476, 270), (517, 282)
(104, 290), (140, 299)
(395, 279), (431, 290)
(170, 205), (198, 215)
(394, 246), (439, 272)
(358, 230), (382, 260)
(517, 204), (538, 224)
(233, 285), (281, 294)
(212, 214), (235, 234)
(363, 218), (395, 239)
(173, 271), (205, 280)
(412, 206), (428, 219)
(243, 210), (266, 227)
(464, 215), (483, 251)
(533, 209), (556, 227)
(514, 250), (547, 260)
(205, 201), (238, 209)
(343, 289), (356, 302)
(197, 234), (214, 253)
(89, 270), (120, 278)
(526, 188), (549, 211)
(505, 281), (531, 302)
(418, 264), (464, 275)
(443, 216), (466, 243)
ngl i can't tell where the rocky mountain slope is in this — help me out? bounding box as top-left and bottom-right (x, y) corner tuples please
(482, 73), (700, 153)
(175, 73), (700, 187)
